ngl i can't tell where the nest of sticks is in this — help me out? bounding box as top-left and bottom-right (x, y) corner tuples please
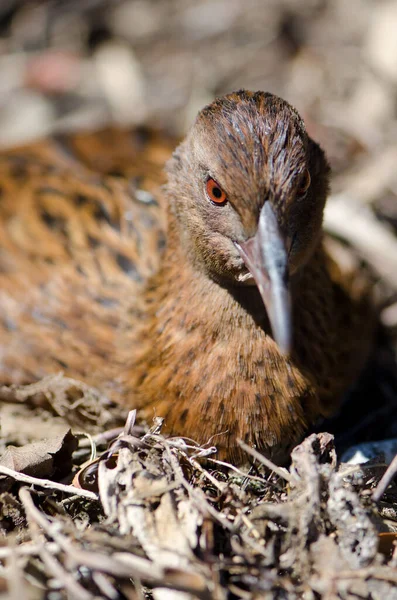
(0, 375), (397, 600)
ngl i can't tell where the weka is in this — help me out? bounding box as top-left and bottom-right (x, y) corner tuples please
(0, 90), (374, 464)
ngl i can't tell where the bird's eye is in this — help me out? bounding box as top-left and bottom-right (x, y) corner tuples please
(297, 169), (311, 198)
(205, 178), (228, 205)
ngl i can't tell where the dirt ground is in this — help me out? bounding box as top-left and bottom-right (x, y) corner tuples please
(1, 1), (397, 599)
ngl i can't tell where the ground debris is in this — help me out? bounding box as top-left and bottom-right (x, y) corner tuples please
(0, 409), (396, 599)
(0, 373), (125, 436)
(0, 429), (77, 487)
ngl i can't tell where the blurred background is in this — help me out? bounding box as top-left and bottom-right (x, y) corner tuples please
(0, 1), (394, 165)
(0, 0), (396, 219)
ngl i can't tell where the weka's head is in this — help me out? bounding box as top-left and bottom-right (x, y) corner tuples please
(167, 90), (330, 353)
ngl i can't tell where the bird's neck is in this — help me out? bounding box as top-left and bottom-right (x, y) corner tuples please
(124, 219), (297, 399)
(146, 227), (273, 340)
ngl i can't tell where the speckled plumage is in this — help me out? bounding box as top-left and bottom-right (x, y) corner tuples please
(0, 91), (374, 464)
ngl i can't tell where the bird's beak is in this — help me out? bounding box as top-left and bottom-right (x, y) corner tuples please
(235, 202), (292, 354)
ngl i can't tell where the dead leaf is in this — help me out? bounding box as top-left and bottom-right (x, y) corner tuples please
(0, 429), (78, 491)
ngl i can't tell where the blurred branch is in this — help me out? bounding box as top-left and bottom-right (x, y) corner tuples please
(325, 194), (397, 290)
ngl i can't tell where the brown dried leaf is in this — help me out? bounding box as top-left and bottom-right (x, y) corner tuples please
(0, 428), (78, 491)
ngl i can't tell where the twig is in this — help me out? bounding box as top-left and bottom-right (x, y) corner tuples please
(161, 441), (235, 531)
(335, 566), (397, 585)
(163, 439), (283, 562)
(206, 457), (268, 485)
(0, 542), (58, 560)
(237, 440), (294, 483)
(0, 465), (98, 500)
(18, 488), (210, 597)
(19, 488), (95, 600)
(324, 194), (397, 289)
(206, 457), (287, 494)
(39, 544), (95, 600)
(123, 409), (137, 434)
(372, 453), (397, 503)
(74, 432), (96, 461)
(190, 459), (227, 493)
(92, 571), (119, 599)
(5, 545), (26, 600)
(79, 427), (126, 447)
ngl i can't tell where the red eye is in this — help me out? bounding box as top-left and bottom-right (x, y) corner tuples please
(297, 169), (311, 198)
(205, 178), (228, 205)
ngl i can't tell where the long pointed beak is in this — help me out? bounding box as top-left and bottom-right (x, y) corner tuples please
(235, 202), (292, 354)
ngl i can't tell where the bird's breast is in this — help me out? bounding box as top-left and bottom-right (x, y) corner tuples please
(125, 267), (320, 464)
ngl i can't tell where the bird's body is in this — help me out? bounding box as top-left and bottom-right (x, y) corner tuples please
(0, 127), (170, 396)
(0, 92), (374, 463)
